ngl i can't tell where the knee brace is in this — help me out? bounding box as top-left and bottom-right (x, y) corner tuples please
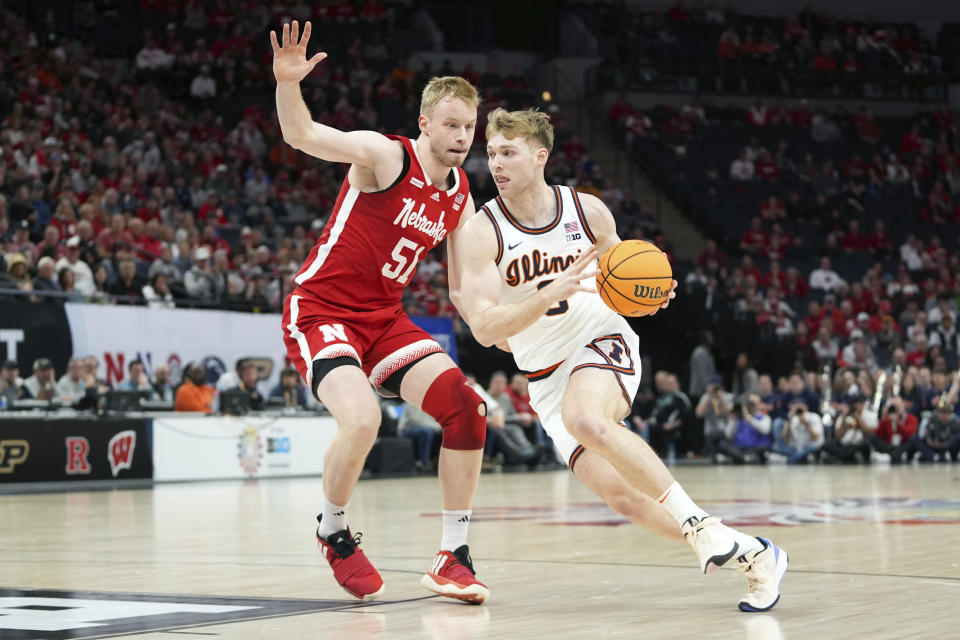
(421, 368), (486, 450)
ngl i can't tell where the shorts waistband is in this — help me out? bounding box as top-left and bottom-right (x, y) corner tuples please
(522, 361), (564, 382)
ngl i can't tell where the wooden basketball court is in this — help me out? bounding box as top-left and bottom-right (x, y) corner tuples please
(2, 465), (958, 639)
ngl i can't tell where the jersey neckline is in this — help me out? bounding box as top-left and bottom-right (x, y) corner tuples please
(408, 137), (461, 196)
(495, 185), (562, 235)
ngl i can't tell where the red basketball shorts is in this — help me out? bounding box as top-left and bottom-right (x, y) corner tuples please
(281, 291), (443, 395)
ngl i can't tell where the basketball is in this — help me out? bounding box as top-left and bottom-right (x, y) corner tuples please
(596, 240), (673, 317)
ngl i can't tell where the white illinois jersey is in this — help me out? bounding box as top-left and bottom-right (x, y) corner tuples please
(481, 185), (632, 372)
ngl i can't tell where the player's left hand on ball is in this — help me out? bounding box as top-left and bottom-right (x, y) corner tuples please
(658, 280), (678, 310)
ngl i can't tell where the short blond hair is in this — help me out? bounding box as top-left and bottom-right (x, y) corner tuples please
(485, 108), (554, 153)
(420, 76), (480, 115)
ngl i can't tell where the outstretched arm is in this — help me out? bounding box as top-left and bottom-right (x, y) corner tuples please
(271, 20), (400, 169)
(456, 214), (598, 347)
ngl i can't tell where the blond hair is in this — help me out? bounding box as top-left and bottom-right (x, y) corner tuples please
(420, 76), (480, 115)
(485, 108), (554, 153)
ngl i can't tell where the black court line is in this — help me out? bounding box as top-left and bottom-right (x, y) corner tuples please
(4, 546), (960, 584)
(4, 549), (959, 586)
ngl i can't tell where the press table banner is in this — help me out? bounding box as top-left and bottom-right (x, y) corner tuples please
(152, 416), (337, 481)
(63, 303), (458, 387)
(64, 303), (287, 390)
(0, 418), (152, 482)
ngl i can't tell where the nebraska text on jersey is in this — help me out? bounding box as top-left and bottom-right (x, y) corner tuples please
(393, 197), (448, 245)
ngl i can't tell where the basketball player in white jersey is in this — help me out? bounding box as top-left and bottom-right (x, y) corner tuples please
(452, 108), (788, 612)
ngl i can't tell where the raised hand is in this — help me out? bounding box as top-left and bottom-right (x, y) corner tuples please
(543, 248), (599, 304)
(270, 20), (327, 83)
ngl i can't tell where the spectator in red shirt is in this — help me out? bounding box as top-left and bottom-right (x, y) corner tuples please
(507, 373), (544, 444)
(97, 214), (136, 257)
(812, 44), (837, 71)
(899, 124), (924, 155)
(867, 220), (893, 255)
(803, 301), (822, 335)
(906, 334), (928, 367)
(609, 94), (633, 123)
(821, 295), (845, 335)
(767, 224), (797, 260)
(841, 220), (869, 252)
(136, 198), (163, 223)
(754, 150), (780, 181)
(739, 255), (763, 284)
(763, 260), (787, 292)
(849, 282), (876, 315)
(791, 100), (812, 126)
(717, 28), (740, 60)
(870, 398), (917, 462)
(739, 217), (769, 255)
(697, 239), (727, 272)
(760, 195), (786, 221)
(784, 267), (810, 299)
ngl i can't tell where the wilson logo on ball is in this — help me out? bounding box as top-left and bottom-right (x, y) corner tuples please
(633, 285), (666, 299)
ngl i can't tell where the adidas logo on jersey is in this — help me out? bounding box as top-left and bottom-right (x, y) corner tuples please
(410, 177), (424, 188)
(430, 192), (440, 201)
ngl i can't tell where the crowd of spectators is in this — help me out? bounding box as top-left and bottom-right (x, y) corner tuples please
(0, 354), (313, 414)
(628, 342), (960, 464)
(576, 1), (953, 98)
(0, 2), (653, 338)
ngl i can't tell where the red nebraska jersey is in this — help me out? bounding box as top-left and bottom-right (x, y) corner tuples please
(293, 135), (470, 311)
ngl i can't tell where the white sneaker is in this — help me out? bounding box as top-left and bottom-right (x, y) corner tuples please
(870, 451), (891, 464)
(681, 516), (739, 575)
(736, 537), (788, 612)
(766, 452), (788, 464)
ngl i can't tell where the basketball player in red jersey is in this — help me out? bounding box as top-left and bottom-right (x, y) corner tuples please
(272, 21), (488, 603)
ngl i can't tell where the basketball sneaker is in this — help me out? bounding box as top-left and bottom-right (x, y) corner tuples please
(315, 516), (385, 601)
(421, 545), (489, 604)
(735, 537), (789, 612)
(681, 515), (739, 575)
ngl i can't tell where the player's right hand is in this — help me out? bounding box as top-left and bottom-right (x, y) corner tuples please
(270, 20), (327, 83)
(543, 247), (599, 303)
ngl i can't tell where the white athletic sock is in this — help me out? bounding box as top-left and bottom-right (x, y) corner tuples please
(440, 509), (471, 552)
(317, 497), (348, 538)
(657, 481), (709, 526)
(723, 525), (764, 555)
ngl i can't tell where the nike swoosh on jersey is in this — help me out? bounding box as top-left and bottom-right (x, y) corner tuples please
(507, 242), (524, 250)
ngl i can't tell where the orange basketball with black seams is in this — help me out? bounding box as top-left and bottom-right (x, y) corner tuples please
(596, 240), (672, 317)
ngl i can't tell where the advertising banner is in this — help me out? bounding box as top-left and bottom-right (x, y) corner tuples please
(152, 416), (336, 482)
(410, 315), (459, 364)
(64, 303), (287, 391)
(0, 302), (73, 375)
(0, 418), (152, 483)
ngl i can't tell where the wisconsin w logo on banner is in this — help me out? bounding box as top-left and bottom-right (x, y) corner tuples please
(108, 430), (137, 477)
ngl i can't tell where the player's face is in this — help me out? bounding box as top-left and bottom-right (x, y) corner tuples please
(421, 98), (477, 168)
(487, 134), (544, 195)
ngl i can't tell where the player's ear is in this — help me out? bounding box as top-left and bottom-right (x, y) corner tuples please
(418, 114), (429, 135)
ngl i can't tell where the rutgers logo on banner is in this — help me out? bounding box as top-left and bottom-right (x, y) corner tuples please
(108, 430), (137, 477)
(65, 437), (92, 474)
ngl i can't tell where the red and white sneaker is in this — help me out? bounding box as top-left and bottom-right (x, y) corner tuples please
(315, 516), (385, 601)
(420, 545), (489, 604)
